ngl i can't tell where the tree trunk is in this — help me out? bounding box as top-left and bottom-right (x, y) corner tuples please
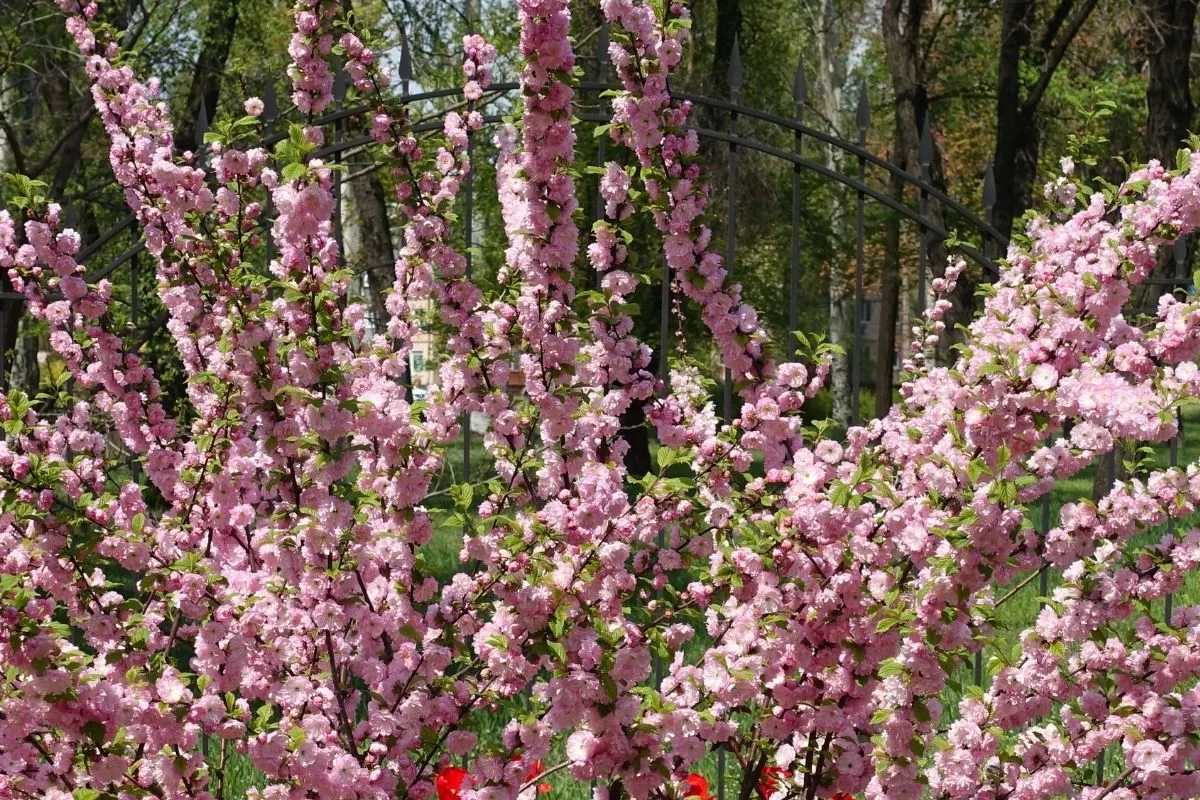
(1097, 0), (1198, 501)
(699, 0), (743, 203)
(711, 0), (743, 97)
(881, 0), (961, 366)
(0, 69), (22, 391)
(341, 172), (395, 329)
(10, 314), (39, 395)
(990, 0), (1035, 255)
(990, 0), (1100, 255)
(1144, 0), (1196, 163)
(1132, 0), (1198, 312)
(49, 102), (92, 201)
(175, 0), (239, 154)
(813, 0), (853, 430)
(875, 150), (903, 419)
(0, 69), (17, 176)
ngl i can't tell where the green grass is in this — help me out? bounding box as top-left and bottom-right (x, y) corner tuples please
(209, 414), (1200, 797)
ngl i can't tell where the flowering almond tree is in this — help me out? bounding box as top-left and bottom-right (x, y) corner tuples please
(3, 0), (1200, 799)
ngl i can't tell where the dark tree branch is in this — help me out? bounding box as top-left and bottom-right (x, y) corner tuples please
(27, 107), (94, 180)
(175, 0), (239, 153)
(1022, 0), (1101, 117)
(1038, 0), (1077, 52)
(920, 7), (950, 70)
(0, 113), (27, 175)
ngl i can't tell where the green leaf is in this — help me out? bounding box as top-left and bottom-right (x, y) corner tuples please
(450, 482), (474, 511)
(281, 162), (308, 182)
(829, 481), (852, 507)
(995, 444), (1011, 470)
(287, 725), (306, 751)
(656, 447), (686, 470)
(990, 479), (1018, 506)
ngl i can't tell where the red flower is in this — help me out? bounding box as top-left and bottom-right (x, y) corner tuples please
(684, 774), (713, 800)
(436, 766), (468, 800)
(756, 766), (792, 798)
(514, 757), (551, 794)
(830, 794), (854, 800)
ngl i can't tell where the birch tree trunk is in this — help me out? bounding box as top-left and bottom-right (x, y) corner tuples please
(813, 0), (853, 430)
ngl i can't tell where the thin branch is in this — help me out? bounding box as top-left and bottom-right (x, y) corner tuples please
(927, 90), (998, 105)
(26, 107), (95, 178)
(519, 761), (570, 793)
(0, 112), (27, 174)
(920, 7), (950, 71)
(995, 563), (1050, 608)
(1093, 766), (1135, 799)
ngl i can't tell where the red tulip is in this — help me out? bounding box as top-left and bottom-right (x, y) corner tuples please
(756, 766), (792, 797)
(514, 757), (552, 794)
(436, 766), (468, 800)
(684, 773), (713, 800)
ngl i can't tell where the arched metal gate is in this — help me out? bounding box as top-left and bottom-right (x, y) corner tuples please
(7, 34), (1014, 399)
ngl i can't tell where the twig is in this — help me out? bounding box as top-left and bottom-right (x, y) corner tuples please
(995, 564), (1050, 608)
(1093, 766), (1134, 800)
(520, 760), (570, 793)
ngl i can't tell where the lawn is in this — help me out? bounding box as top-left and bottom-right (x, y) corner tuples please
(211, 411), (1200, 798)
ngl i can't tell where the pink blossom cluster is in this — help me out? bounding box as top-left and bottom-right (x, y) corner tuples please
(601, 0), (768, 389)
(9, 0), (1200, 799)
(288, 0), (340, 115)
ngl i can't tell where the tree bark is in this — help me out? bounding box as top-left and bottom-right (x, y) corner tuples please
(175, 0), (239, 154)
(881, 0), (964, 370)
(875, 148), (903, 419)
(990, 0), (1035, 256)
(342, 172), (395, 328)
(9, 313), (39, 395)
(0, 69), (23, 392)
(698, 0), (743, 200)
(881, 0), (930, 175)
(1097, 0), (1198, 501)
(712, 0), (743, 97)
(813, 0), (853, 430)
(1144, 0), (1196, 163)
(990, 0), (1100, 256)
(1132, 0), (1197, 312)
